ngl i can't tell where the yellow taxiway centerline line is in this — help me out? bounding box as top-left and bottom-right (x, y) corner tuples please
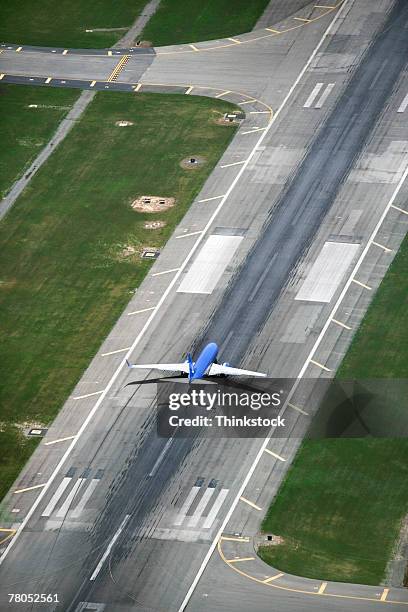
(14, 483), (46, 494)
(239, 496), (262, 511)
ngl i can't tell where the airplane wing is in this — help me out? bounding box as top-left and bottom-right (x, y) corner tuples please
(207, 363), (267, 377)
(126, 360), (190, 374)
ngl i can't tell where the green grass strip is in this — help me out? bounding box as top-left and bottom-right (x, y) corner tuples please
(0, 85), (79, 198)
(141, 0), (271, 46)
(0, 91), (239, 501)
(259, 236), (408, 585)
(0, 0), (147, 48)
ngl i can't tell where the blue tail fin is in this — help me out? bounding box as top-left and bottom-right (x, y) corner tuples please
(187, 353), (195, 381)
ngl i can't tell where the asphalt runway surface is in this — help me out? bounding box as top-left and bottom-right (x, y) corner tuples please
(1, 1), (408, 611)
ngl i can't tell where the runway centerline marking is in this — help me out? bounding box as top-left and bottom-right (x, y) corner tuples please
(102, 347), (131, 356)
(90, 514), (130, 581)
(264, 448), (286, 461)
(14, 483), (46, 494)
(44, 435), (76, 445)
(239, 496), (262, 511)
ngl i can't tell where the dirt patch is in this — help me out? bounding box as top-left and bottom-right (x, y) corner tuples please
(144, 220), (166, 230)
(180, 156), (207, 170)
(132, 195), (175, 213)
(255, 533), (285, 549)
(115, 120), (134, 127)
(121, 245), (137, 258)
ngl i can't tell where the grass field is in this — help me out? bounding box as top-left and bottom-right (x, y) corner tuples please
(0, 91), (239, 501)
(141, 0), (271, 46)
(0, 85), (79, 198)
(259, 235), (408, 585)
(0, 0), (147, 48)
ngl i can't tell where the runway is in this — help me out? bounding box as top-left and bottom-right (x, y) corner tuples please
(1, 1), (408, 610)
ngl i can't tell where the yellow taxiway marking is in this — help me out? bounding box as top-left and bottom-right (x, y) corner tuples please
(372, 241), (392, 253)
(189, 44), (199, 51)
(45, 77), (52, 84)
(265, 28), (281, 33)
(16, 46), (22, 52)
(352, 278), (372, 290)
(310, 359), (332, 372)
(294, 17), (312, 22)
(264, 448), (286, 462)
(391, 204), (408, 215)
(228, 37), (242, 43)
(0, 528), (16, 546)
(73, 390), (104, 400)
(62, 49), (68, 55)
(198, 194), (226, 203)
(102, 347), (131, 356)
(44, 435), (76, 445)
(151, 268), (180, 277)
(14, 483), (46, 494)
(107, 54), (130, 82)
(288, 402), (309, 416)
(263, 573), (284, 583)
(380, 589), (389, 602)
(332, 318), (352, 330)
(227, 556), (255, 563)
(250, 110), (270, 114)
(221, 160), (247, 168)
(0, 74), (5, 80)
(215, 90), (231, 98)
(127, 306), (155, 316)
(239, 496), (262, 511)
(220, 536), (250, 543)
(176, 230), (203, 239)
(185, 85), (194, 94)
(318, 582), (328, 594)
(90, 80), (96, 87)
(239, 98), (257, 105)
(315, 4), (336, 8)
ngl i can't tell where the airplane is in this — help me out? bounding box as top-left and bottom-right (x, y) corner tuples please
(125, 341), (266, 384)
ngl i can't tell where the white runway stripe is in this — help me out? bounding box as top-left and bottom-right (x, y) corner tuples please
(397, 93), (408, 113)
(41, 477), (71, 517)
(202, 489), (229, 528)
(188, 487), (215, 527)
(71, 478), (100, 518)
(303, 82), (324, 107)
(173, 486), (201, 526)
(56, 478), (86, 518)
(315, 83), (335, 108)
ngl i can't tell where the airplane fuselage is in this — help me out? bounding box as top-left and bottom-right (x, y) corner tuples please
(191, 342), (219, 380)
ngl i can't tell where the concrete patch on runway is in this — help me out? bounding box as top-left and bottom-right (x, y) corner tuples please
(295, 241), (360, 303)
(349, 141), (408, 184)
(177, 234), (243, 294)
(247, 146), (304, 185)
(280, 304), (323, 343)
